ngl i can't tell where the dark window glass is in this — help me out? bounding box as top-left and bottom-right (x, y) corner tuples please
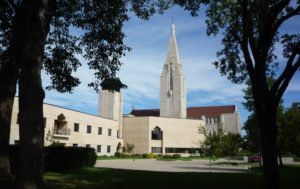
(17, 113), (19, 124)
(98, 127), (102, 135)
(107, 145), (111, 153)
(73, 144), (78, 147)
(43, 117), (47, 128)
(151, 147), (162, 153)
(87, 125), (92, 133)
(86, 144), (90, 148)
(151, 126), (163, 140)
(74, 123), (79, 132)
(97, 145), (101, 152)
(108, 129), (112, 136)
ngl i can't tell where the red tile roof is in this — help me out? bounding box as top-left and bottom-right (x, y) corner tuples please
(129, 105), (236, 118)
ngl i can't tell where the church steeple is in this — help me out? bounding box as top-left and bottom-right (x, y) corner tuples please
(165, 24), (180, 65)
(160, 24), (186, 119)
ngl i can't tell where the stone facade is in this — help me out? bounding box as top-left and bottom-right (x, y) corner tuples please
(123, 116), (205, 155)
(160, 24), (186, 119)
(10, 97), (122, 156)
(99, 90), (123, 138)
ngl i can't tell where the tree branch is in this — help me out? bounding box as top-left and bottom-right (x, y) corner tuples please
(271, 47), (298, 96)
(275, 55), (300, 105)
(273, 5), (300, 34)
(241, 0), (255, 78)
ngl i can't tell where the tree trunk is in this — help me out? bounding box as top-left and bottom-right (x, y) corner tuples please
(15, 1), (55, 189)
(259, 107), (279, 189)
(0, 61), (18, 177)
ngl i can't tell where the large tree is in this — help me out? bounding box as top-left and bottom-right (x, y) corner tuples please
(0, 1), (199, 188)
(204, 1), (300, 188)
(0, 0), (130, 188)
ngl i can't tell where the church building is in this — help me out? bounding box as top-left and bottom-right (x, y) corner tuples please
(9, 24), (240, 156)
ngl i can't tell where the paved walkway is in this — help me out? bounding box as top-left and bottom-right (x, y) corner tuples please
(95, 159), (249, 173)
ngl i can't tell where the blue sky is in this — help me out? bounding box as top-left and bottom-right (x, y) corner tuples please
(42, 6), (300, 133)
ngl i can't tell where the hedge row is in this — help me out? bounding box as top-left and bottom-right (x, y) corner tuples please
(9, 145), (97, 173)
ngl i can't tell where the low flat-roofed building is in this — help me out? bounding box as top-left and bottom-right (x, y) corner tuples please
(10, 97), (123, 156)
(122, 116), (205, 155)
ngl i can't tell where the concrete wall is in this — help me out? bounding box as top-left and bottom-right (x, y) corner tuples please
(10, 97), (123, 156)
(123, 116), (205, 154)
(122, 117), (150, 154)
(222, 112), (241, 134)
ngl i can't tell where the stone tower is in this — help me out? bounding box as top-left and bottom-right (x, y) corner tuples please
(160, 24), (186, 118)
(99, 90), (123, 138)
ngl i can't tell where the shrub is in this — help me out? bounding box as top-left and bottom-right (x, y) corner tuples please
(142, 153), (148, 158)
(172, 154), (181, 159)
(114, 152), (122, 157)
(9, 145), (97, 173)
(162, 154), (172, 159)
(44, 146), (97, 171)
(147, 153), (157, 158)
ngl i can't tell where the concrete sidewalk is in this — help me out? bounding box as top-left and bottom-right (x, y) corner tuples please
(95, 159), (249, 173)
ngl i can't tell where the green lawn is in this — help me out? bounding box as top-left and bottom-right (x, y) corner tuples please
(1, 165), (299, 189)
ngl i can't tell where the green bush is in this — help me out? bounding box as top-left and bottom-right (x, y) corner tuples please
(44, 146), (97, 171)
(114, 152), (122, 157)
(172, 154), (181, 159)
(162, 154), (173, 159)
(147, 153), (157, 158)
(142, 153), (148, 158)
(9, 145), (97, 173)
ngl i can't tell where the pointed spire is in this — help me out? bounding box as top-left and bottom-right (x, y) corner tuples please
(166, 24), (180, 65)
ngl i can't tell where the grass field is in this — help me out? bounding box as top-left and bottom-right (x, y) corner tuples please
(1, 165), (299, 189)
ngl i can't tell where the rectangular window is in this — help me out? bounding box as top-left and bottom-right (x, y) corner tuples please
(73, 144), (78, 147)
(87, 125), (92, 134)
(108, 129), (112, 136)
(43, 117), (47, 128)
(117, 130), (120, 138)
(151, 147), (162, 153)
(107, 145), (111, 153)
(98, 127), (102, 135)
(74, 123), (79, 132)
(86, 144), (90, 148)
(17, 113), (19, 124)
(97, 145), (101, 153)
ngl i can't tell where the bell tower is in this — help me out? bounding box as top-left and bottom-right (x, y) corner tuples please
(160, 24), (186, 118)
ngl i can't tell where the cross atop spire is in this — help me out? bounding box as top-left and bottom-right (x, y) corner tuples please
(165, 24), (180, 65)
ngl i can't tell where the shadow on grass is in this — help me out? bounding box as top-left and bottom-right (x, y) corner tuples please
(2, 165), (299, 189)
(45, 167), (262, 189)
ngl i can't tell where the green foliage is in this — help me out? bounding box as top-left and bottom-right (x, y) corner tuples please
(44, 146), (97, 171)
(200, 127), (242, 158)
(100, 77), (127, 92)
(172, 154), (181, 159)
(124, 142), (135, 155)
(244, 103), (300, 156)
(9, 145), (97, 173)
(218, 133), (243, 158)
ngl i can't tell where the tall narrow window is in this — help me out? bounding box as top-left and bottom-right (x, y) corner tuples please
(74, 123), (79, 132)
(43, 117), (47, 127)
(97, 145), (101, 152)
(98, 127), (102, 135)
(17, 113), (19, 124)
(107, 145), (111, 153)
(108, 129), (112, 136)
(151, 126), (163, 140)
(87, 125), (91, 134)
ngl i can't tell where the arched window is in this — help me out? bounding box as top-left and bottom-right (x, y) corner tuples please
(151, 126), (163, 140)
